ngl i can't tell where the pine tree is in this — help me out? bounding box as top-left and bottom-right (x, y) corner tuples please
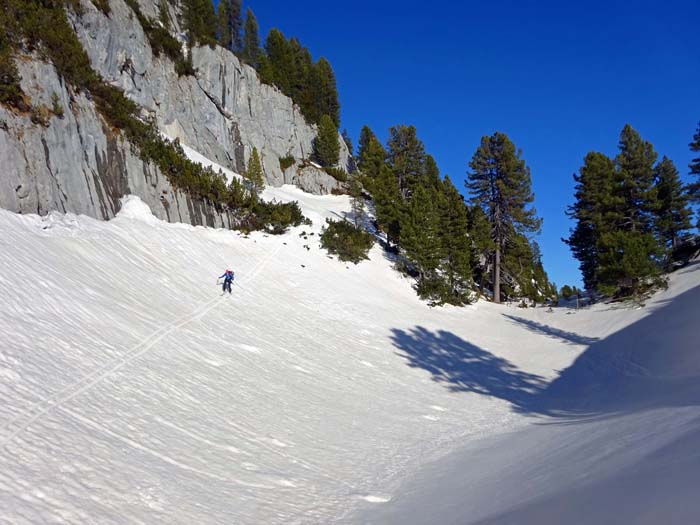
(182, 0), (217, 46)
(466, 132), (541, 303)
(312, 114), (340, 167)
(387, 125), (426, 200)
(217, 0), (242, 52)
(565, 152), (618, 290)
(439, 176), (473, 304)
(373, 164), (403, 247)
(264, 29), (294, 95)
(400, 184), (445, 300)
(654, 156), (692, 250)
(689, 122), (700, 204)
(357, 126), (386, 180)
(244, 147), (265, 196)
(615, 124), (659, 233)
(308, 58), (340, 127)
(466, 205), (494, 296)
(242, 8), (261, 68)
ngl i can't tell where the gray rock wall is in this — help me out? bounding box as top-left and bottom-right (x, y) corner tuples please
(0, 0), (350, 224)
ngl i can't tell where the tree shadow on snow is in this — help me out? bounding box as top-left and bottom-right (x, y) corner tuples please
(502, 315), (600, 346)
(391, 327), (547, 409)
(392, 281), (700, 422)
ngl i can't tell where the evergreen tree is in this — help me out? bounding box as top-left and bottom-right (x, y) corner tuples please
(400, 184), (445, 300)
(466, 205), (494, 296)
(466, 132), (541, 303)
(357, 126), (386, 180)
(615, 124), (659, 233)
(438, 176), (473, 304)
(373, 164), (403, 246)
(244, 147), (265, 196)
(242, 8), (261, 68)
(387, 125), (426, 200)
(654, 156), (692, 249)
(182, 0), (217, 46)
(689, 122), (700, 205)
(307, 58), (340, 127)
(312, 114), (340, 167)
(265, 29), (294, 95)
(565, 152), (618, 290)
(217, 0), (242, 52)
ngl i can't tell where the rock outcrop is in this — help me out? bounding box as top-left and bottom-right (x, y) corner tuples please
(0, 0), (350, 224)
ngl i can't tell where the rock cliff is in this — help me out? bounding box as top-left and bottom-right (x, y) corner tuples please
(0, 0), (350, 225)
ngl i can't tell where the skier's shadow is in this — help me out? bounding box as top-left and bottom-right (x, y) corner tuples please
(390, 327), (546, 410)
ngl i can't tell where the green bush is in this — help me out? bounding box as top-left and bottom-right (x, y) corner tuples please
(320, 218), (375, 263)
(323, 166), (347, 182)
(279, 155), (295, 171)
(51, 92), (64, 117)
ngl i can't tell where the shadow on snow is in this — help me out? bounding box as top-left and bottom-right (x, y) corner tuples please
(391, 269), (700, 422)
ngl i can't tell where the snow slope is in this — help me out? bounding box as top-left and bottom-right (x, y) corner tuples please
(0, 173), (698, 523)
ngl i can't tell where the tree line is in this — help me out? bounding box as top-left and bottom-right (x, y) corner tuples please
(355, 125), (554, 306)
(566, 123), (700, 300)
(182, 0), (340, 129)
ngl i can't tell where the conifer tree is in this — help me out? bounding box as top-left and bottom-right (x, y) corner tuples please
(244, 147), (265, 196)
(308, 58), (340, 127)
(182, 0), (217, 46)
(653, 156), (692, 249)
(467, 205), (494, 296)
(242, 8), (261, 68)
(689, 122), (700, 204)
(348, 175), (364, 227)
(565, 152), (618, 290)
(357, 126), (386, 180)
(265, 29), (294, 95)
(400, 184), (445, 300)
(439, 176), (473, 303)
(387, 125), (426, 200)
(373, 164), (403, 246)
(312, 114), (340, 167)
(466, 132), (541, 303)
(217, 0), (242, 52)
(615, 124), (659, 233)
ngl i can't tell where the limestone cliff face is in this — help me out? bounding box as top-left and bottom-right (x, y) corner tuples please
(0, 0), (350, 224)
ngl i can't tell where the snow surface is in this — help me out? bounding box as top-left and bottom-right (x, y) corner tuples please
(1, 154), (698, 523)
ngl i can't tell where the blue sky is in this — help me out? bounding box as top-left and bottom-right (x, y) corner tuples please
(249, 0), (699, 287)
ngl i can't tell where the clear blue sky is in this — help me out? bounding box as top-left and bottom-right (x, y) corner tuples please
(249, 0), (699, 288)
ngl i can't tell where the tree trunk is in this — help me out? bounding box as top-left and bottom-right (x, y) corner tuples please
(494, 247), (501, 303)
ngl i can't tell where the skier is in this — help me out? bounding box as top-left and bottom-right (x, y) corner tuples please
(218, 269), (235, 294)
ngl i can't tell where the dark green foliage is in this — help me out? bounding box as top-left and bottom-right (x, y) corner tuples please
(89, 0), (110, 15)
(123, 0), (193, 76)
(372, 164), (403, 246)
(357, 125), (386, 181)
(323, 166), (347, 182)
(387, 125), (426, 199)
(321, 219), (375, 263)
(467, 131), (541, 303)
(313, 114), (340, 167)
(242, 8), (261, 68)
(348, 175), (363, 226)
(438, 176), (473, 304)
(653, 156), (692, 250)
(279, 155), (295, 171)
(615, 124), (658, 233)
(560, 285), (574, 299)
(217, 0), (242, 52)
(256, 28), (340, 128)
(689, 122), (700, 205)
(0, 37), (24, 109)
(565, 152), (617, 290)
(244, 147), (265, 195)
(248, 199), (306, 234)
(566, 125), (673, 299)
(182, 0), (217, 47)
(597, 231), (666, 301)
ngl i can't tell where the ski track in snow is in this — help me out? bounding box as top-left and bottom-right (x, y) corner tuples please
(1, 161), (698, 523)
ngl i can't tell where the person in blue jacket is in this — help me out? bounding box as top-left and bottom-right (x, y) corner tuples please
(218, 269), (235, 294)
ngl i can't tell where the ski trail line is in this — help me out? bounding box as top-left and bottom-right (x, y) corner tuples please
(1, 239), (284, 449)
